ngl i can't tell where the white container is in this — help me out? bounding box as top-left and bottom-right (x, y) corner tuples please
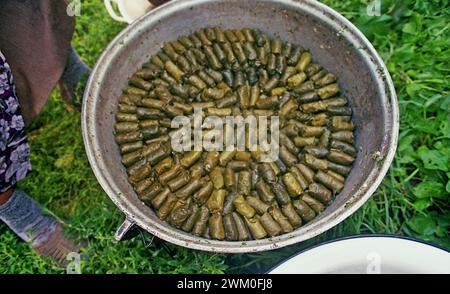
(104, 0), (153, 24)
(268, 236), (450, 274)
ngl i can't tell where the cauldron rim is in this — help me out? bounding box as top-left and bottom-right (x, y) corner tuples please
(82, 0), (399, 253)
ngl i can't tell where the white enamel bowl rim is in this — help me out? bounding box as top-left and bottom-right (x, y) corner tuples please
(268, 235), (450, 274)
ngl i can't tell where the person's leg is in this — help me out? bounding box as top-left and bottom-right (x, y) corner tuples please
(0, 188), (80, 265)
(0, 189), (13, 205)
(1, 48), (81, 266)
(58, 45), (91, 110)
(0, 188), (57, 247)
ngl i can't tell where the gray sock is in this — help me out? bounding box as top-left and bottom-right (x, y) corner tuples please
(60, 45), (91, 95)
(0, 189), (58, 247)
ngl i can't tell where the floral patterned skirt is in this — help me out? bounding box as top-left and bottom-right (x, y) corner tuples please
(0, 50), (32, 192)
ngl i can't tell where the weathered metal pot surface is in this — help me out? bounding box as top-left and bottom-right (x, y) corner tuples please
(82, 0), (399, 252)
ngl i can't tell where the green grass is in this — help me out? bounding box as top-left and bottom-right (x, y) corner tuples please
(0, 0), (448, 273)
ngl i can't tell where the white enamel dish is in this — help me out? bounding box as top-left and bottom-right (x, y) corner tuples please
(268, 235), (450, 274)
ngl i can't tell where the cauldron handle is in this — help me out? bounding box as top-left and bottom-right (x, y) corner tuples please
(115, 217), (175, 257)
(114, 217), (139, 241)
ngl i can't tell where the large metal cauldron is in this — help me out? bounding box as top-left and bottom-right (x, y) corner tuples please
(82, 0), (399, 253)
